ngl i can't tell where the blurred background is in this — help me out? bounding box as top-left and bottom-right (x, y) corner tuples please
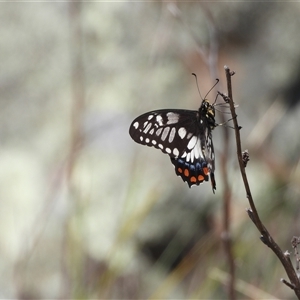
(1, 1), (300, 299)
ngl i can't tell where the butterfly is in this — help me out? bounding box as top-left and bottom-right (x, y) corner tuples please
(129, 79), (219, 193)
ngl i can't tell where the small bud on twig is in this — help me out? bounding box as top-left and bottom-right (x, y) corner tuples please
(242, 150), (250, 168)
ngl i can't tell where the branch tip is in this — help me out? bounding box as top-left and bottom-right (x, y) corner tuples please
(281, 278), (298, 290)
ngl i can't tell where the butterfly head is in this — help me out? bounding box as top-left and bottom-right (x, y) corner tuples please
(200, 99), (217, 130)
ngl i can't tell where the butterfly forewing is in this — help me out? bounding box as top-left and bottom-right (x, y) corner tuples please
(129, 109), (200, 156)
(129, 100), (217, 192)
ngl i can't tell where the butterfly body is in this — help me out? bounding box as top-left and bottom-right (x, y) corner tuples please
(129, 99), (217, 192)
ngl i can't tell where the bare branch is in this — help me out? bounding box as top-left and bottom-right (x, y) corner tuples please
(222, 65), (300, 299)
(292, 236), (300, 271)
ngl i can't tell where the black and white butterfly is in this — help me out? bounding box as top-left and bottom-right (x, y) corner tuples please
(129, 82), (219, 193)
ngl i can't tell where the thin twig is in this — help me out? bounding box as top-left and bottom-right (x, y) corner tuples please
(220, 77), (235, 300)
(222, 65), (300, 298)
(292, 236), (300, 271)
(281, 278), (298, 291)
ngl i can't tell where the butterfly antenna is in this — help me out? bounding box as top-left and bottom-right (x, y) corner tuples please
(204, 78), (219, 100)
(192, 73), (204, 100)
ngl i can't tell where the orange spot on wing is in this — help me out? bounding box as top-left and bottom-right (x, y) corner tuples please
(203, 167), (209, 175)
(177, 168), (183, 173)
(184, 169), (189, 177)
(198, 175), (204, 181)
(190, 176), (197, 183)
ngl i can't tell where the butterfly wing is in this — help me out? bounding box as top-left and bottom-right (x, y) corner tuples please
(129, 109), (216, 191)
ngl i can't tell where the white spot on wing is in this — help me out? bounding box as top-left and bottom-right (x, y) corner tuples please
(193, 144), (200, 159)
(133, 122), (139, 129)
(178, 127), (187, 139)
(145, 138), (150, 143)
(158, 144), (163, 149)
(166, 112), (179, 124)
(156, 115), (163, 126)
(186, 152), (191, 162)
(173, 148), (179, 156)
(149, 128), (154, 135)
(143, 123), (152, 134)
(148, 115), (154, 120)
(140, 136), (143, 142)
(161, 127), (170, 141)
(168, 127), (176, 143)
(187, 136), (197, 150)
(165, 147), (171, 154)
(156, 128), (163, 136)
(152, 140), (157, 145)
(193, 141), (203, 159)
(190, 150), (194, 163)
